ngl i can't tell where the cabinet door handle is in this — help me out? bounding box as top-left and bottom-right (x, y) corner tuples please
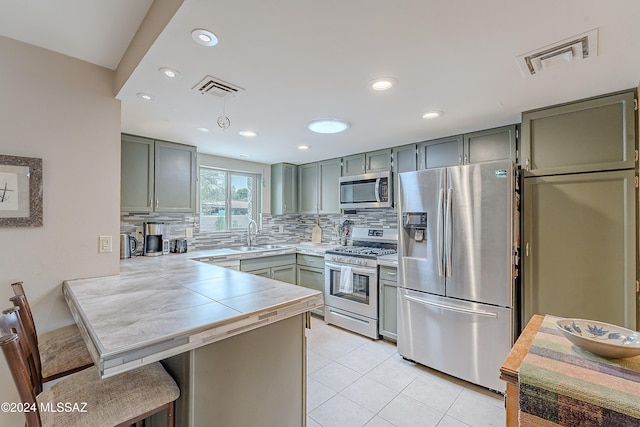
(156, 199), (159, 209)
(386, 272), (397, 277)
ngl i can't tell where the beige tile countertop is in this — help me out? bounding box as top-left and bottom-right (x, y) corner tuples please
(63, 253), (323, 379)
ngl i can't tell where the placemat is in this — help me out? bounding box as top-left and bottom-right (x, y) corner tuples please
(518, 315), (640, 426)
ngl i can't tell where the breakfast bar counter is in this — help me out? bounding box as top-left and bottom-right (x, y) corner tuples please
(63, 254), (323, 426)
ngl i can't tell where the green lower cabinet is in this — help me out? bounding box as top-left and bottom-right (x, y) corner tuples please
(240, 254), (297, 284)
(379, 266), (398, 342)
(296, 254), (325, 317)
(271, 264), (296, 284)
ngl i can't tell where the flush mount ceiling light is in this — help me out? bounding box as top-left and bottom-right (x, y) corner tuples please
(370, 77), (397, 91)
(191, 28), (218, 46)
(422, 110), (443, 119)
(239, 130), (258, 137)
(298, 145), (311, 150)
(136, 92), (155, 101)
(158, 67), (182, 79)
(307, 118), (350, 134)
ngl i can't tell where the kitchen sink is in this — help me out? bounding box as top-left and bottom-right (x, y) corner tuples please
(259, 244), (292, 249)
(233, 246), (265, 252)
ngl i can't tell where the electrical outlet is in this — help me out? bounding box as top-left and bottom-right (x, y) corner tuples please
(99, 235), (112, 253)
(278, 225), (284, 233)
(186, 227), (194, 238)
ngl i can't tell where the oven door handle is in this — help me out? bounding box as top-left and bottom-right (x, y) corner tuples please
(326, 262), (376, 277)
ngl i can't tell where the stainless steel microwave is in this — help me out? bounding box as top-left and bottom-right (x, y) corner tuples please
(339, 171), (393, 209)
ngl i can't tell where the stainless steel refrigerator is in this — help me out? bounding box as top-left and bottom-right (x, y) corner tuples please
(397, 160), (518, 392)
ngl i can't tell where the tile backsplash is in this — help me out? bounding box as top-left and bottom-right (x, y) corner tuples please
(121, 209), (399, 250)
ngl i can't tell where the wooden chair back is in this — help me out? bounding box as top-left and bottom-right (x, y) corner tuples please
(0, 333), (41, 427)
(9, 294), (43, 391)
(0, 307), (41, 404)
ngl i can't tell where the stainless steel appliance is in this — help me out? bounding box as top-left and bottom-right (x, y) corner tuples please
(119, 234), (138, 259)
(397, 160), (519, 392)
(143, 222), (165, 256)
(171, 238), (188, 253)
(324, 227), (397, 339)
(339, 171), (393, 209)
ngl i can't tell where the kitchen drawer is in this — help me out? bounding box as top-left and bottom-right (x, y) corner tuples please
(297, 254), (325, 268)
(241, 254), (296, 271)
(379, 266), (398, 283)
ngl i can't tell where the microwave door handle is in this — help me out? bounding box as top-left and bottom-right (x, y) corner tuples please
(375, 178), (381, 203)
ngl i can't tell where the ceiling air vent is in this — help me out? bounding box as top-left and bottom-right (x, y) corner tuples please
(192, 75), (245, 98)
(515, 28), (598, 77)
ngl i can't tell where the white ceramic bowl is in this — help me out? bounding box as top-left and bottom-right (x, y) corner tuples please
(556, 319), (640, 359)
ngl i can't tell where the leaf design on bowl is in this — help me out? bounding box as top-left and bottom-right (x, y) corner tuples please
(607, 333), (622, 340)
(623, 336), (635, 345)
(572, 321), (582, 335)
(562, 324), (573, 333)
(587, 324), (609, 337)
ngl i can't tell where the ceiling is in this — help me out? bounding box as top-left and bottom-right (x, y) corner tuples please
(2, 1), (640, 165)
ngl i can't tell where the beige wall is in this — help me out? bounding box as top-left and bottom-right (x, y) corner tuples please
(0, 36), (121, 424)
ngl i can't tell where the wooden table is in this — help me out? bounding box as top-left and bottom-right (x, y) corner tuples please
(500, 314), (544, 427)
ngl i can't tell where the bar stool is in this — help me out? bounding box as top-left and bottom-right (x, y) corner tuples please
(1, 306), (179, 427)
(10, 281), (93, 387)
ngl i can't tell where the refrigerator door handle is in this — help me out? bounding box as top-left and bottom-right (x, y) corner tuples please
(437, 188), (445, 277)
(445, 187), (454, 277)
(404, 294), (498, 318)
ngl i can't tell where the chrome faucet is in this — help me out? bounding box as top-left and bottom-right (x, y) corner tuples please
(247, 219), (258, 246)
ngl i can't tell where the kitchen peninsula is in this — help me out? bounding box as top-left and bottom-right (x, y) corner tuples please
(63, 253), (323, 427)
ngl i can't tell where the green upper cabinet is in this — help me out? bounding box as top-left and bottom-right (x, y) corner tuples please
(463, 124), (517, 165)
(318, 158), (341, 213)
(121, 134), (197, 213)
(298, 158), (341, 214)
(121, 135), (154, 212)
(154, 141), (197, 213)
(271, 163), (298, 214)
(392, 144), (417, 175)
(342, 149), (392, 176)
(418, 135), (463, 169)
(342, 153), (365, 176)
(366, 149), (392, 173)
(298, 163), (318, 214)
(521, 90), (636, 176)
(418, 125), (517, 170)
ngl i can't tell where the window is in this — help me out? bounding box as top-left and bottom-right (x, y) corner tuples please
(199, 167), (260, 231)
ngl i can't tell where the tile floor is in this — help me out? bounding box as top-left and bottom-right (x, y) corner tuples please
(306, 316), (506, 427)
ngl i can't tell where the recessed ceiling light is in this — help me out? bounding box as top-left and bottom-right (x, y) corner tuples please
(136, 92), (155, 101)
(298, 145), (310, 150)
(307, 118), (350, 134)
(370, 77), (397, 91)
(191, 29), (218, 46)
(158, 67), (182, 79)
(196, 127), (210, 133)
(239, 130), (258, 137)
(422, 110), (443, 119)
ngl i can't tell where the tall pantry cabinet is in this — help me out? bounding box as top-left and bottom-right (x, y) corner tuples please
(520, 90), (638, 330)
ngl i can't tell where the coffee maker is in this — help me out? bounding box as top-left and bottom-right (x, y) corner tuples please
(143, 222), (165, 256)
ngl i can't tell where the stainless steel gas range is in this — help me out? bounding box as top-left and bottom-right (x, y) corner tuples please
(324, 227), (398, 339)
